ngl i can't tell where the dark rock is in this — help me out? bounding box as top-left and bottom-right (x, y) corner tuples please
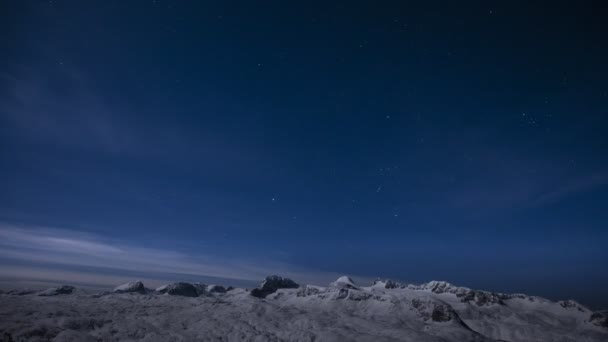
(193, 283), (208, 296)
(157, 282), (199, 297)
(590, 311), (608, 328)
(384, 280), (402, 289)
(431, 304), (456, 322)
(459, 290), (505, 306)
(250, 275), (299, 298)
(346, 291), (372, 301)
(373, 279), (404, 289)
(1, 331), (14, 342)
(207, 285), (227, 294)
(297, 285), (322, 297)
(335, 288), (349, 300)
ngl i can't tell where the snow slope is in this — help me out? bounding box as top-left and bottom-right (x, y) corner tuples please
(0, 276), (606, 342)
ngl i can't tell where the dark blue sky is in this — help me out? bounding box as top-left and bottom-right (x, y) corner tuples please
(1, 1), (607, 307)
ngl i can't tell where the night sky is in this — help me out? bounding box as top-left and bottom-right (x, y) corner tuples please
(1, 1), (607, 308)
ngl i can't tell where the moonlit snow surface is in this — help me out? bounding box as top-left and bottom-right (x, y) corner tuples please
(0, 276), (606, 342)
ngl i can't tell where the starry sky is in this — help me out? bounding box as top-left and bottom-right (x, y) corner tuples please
(1, 1), (607, 307)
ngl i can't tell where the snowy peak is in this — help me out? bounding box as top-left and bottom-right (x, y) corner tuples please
(113, 280), (145, 294)
(372, 278), (406, 289)
(421, 280), (466, 294)
(331, 276), (358, 289)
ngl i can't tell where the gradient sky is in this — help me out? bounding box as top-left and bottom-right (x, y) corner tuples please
(1, 1), (607, 308)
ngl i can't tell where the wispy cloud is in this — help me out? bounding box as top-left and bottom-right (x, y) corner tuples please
(0, 62), (143, 155)
(529, 173), (608, 208)
(0, 265), (172, 290)
(443, 148), (608, 214)
(0, 223), (344, 288)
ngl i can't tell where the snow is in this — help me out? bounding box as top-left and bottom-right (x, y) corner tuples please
(331, 275), (358, 289)
(113, 280), (145, 293)
(0, 276), (606, 341)
(155, 284), (168, 292)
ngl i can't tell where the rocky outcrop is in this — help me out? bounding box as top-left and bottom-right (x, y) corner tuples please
(156, 282), (199, 297)
(207, 285), (228, 294)
(336, 288), (373, 301)
(458, 290), (506, 306)
(250, 275), (299, 298)
(297, 285), (323, 297)
(193, 283), (208, 296)
(558, 300), (588, 312)
(373, 278), (412, 289)
(590, 311), (608, 328)
(431, 304), (456, 322)
(419, 281), (519, 306)
(0, 331), (14, 342)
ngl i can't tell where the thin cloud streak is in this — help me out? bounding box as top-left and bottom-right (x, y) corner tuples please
(0, 265), (170, 290)
(529, 174), (608, 208)
(0, 223), (344, 287)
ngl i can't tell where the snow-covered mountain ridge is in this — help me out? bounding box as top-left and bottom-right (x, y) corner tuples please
(0, 275), (606, 341)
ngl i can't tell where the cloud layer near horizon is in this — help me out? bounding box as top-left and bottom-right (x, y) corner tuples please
(0, 223), (345, 289)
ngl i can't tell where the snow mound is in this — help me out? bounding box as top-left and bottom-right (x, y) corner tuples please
(250, 275), (299, 298)
(37, 285), (75, 296)
(113, 281), (145, 294)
